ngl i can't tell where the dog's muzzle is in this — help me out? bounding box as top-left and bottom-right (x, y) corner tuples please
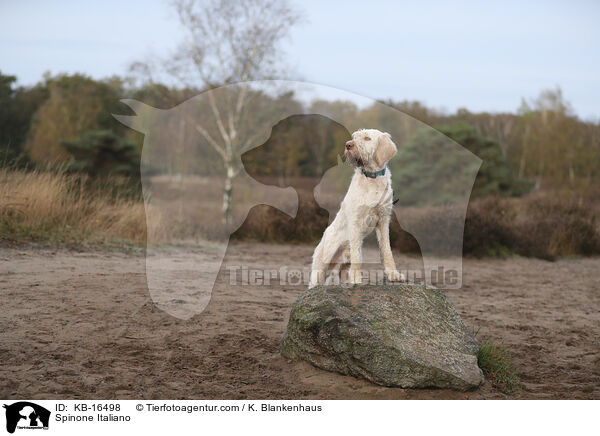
(345, 149), (363, 167)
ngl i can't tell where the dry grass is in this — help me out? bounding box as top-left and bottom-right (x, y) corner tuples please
(0, 168), (147, 246)
(2, 170), (599, 259)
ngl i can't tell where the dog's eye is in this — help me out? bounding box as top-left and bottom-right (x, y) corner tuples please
(364, 136), (371, 141)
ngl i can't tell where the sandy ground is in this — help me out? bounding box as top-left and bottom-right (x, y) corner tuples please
(0, 241), (599, 400)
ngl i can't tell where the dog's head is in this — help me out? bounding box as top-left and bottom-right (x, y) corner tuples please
(344, 129), (397, 171)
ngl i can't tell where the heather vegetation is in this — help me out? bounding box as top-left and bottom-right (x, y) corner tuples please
(1, 68), (599, 257)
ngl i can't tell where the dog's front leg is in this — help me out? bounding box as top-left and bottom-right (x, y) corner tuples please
(348, 225), (363, 285)
(376, 215), (405, 282)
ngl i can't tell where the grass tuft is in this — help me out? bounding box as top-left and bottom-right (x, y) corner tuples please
(477, 339), (520, 394)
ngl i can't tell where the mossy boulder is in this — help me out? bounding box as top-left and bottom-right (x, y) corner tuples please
(281, 284), (484, 391)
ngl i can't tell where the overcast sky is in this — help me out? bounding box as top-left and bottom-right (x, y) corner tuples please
(1, 0), (598, 119)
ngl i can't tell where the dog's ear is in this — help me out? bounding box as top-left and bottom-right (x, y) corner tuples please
(375, 132), (397, 167)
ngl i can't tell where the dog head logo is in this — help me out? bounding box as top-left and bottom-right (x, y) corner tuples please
(3, 402), (50, 434)
(314, 154), (352, 224)
(114, 80), (481, 318)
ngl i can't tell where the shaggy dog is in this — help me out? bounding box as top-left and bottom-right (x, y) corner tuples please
(309, 129), (405, 288)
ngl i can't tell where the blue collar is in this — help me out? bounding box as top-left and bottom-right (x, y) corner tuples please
(361, 167), (386, 178)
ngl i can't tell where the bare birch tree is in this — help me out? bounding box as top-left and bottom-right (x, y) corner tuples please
(132, 0), (303, 224)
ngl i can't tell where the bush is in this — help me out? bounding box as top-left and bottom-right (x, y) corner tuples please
(61, 130), (140, 179)
(522, 196), (600, 257)
(464, 194), (600, 259)
(463, 197), (518, 257)
(438, 122), (533, 198)
(392, 122), (532, 207)
(232, 194), (330, 243)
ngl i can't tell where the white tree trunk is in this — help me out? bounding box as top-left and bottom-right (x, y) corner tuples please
(222, 160), (235, 226)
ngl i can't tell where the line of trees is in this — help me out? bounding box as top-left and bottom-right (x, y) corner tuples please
(1, 68), (599, 199)
(382, 89), (600, 196)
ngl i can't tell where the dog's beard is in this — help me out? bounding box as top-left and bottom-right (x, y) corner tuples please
(345, 150), (364, 167)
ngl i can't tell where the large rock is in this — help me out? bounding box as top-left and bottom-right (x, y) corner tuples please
(281, 284), (484, 391)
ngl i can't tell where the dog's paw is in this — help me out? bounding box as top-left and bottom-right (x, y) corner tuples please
(385, 269), (405, 282)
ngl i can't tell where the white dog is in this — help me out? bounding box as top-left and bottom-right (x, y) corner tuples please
(309, 129), (405, 288)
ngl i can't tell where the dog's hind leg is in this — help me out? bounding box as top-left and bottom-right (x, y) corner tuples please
(325, 244), (350, 285)
(309, 219), (346, 288)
